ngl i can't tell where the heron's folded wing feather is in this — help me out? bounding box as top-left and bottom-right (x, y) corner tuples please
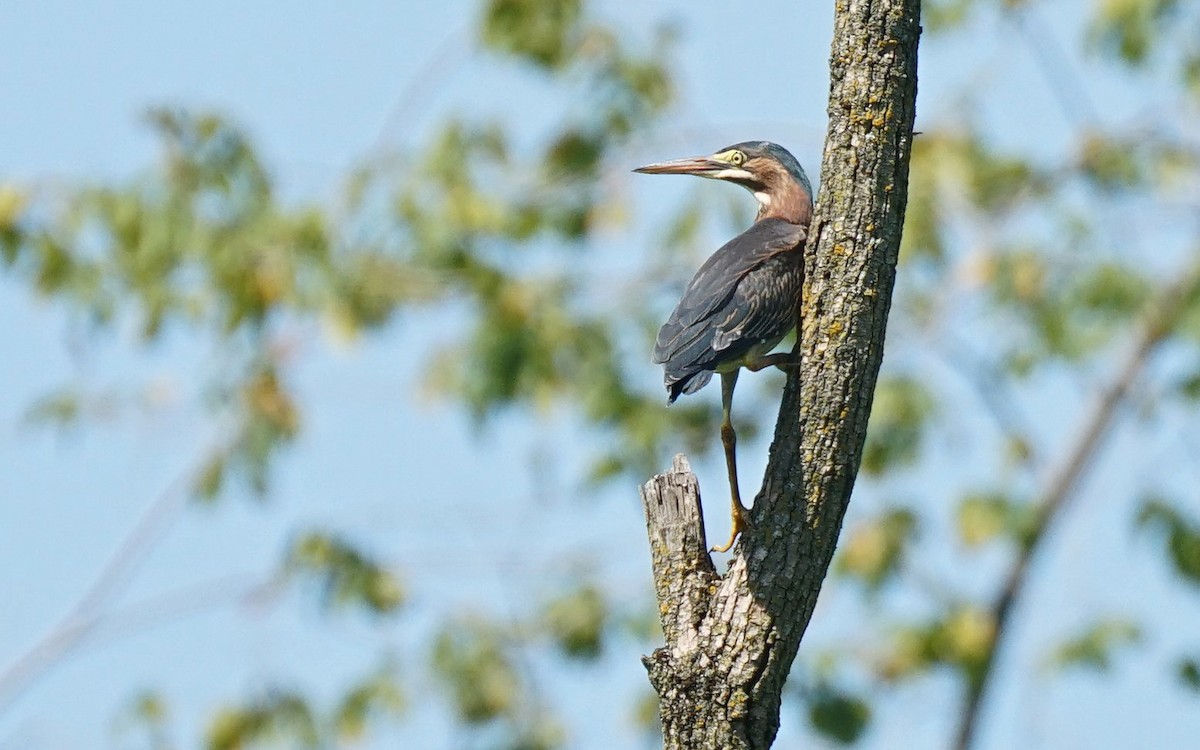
(711, 254), (803, 353)
(654, 219), (805, 364)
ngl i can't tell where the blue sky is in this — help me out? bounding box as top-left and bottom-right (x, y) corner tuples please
(2, 1), (1199, 748)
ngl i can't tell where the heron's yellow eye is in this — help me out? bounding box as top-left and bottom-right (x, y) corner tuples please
(728, 151), (746, 166)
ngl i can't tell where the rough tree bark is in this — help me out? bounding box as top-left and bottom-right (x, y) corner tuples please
(639, 1), (920, 747)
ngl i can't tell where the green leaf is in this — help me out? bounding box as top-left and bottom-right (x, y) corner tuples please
(1139, 499), (1200, 585)
(542, 584), (607, 660)
(0, 184), (26, 266)
(23, 390), (83, 430)
(334, 666), (405, 740)
(920, 0), (975, 33)
(543, 130), (604, 179)
(432, 618), (521, 724)
(1087, 0), (1180, 65)
(1185, 50), (1200, 102)
(1067, 262), (1150, 319)
(1177, 371), (1200, 402)
(880, 606), (995, 685)
(807, 686), (872, 745)
(504, 716), (567, 750)
(956, 491), (1038, 549)
(114, 689), (172, 747)
(1079, 133), (1143, 189)
(192, 453), (227, 503)
(861, 376), (936, 476)
(205, 691), (318, 750)
(481, 0), (582, 69)
(1177, 657), (1200, 692)
(836, 508), (918, 589)
(1047, 619), (1142, 672)
(286, 532), (404, 615)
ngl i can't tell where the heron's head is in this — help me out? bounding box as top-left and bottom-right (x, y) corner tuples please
(634, 141), (813, 225)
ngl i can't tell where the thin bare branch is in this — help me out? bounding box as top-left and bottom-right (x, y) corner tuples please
(1008, 7), (1100, 129)
(0, 571), (281, 714)
(367, 27), (473, 155)
(954, 260), (1200, 750)
(0, 429), (233, 715)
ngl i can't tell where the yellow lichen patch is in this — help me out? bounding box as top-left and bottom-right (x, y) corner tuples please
(728, 688), (750, 717)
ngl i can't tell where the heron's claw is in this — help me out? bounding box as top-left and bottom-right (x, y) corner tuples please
(711, 500), (751, 553)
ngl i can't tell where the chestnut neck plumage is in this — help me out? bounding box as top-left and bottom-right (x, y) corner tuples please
(753, 183), (813, 226)
(748, 159), (814, 226)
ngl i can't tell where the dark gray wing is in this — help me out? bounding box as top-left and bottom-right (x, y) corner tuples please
(654, 218), (806, 401)
(711, 253), (802, 352)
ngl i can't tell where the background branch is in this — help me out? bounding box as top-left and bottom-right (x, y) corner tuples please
(0, 571), (281, 714)
(0, 432), (233, 714)
(953, 259), (1200, 750)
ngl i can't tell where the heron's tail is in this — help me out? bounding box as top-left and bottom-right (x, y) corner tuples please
(665, 370), (712, 404)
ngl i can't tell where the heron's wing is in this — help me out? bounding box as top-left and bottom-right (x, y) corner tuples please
(653, 219), (806, 399)
(655, 219), (806, 359)
(710, 253), (802, 353)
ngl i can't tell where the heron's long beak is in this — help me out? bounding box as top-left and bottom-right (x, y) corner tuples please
(633, 156), (728, 177)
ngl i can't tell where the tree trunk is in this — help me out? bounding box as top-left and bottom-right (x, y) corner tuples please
(639, 0), (920, 747)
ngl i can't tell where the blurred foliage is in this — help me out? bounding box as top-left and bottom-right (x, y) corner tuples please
(332, 667), (407, 742)
(860, 377), (935, 476)
(541, 584), (607, 660)
(836, 507), (917, 589)
(4, 3), (685, 745)
(481, 0), (582, 70)
(805, 684), (872, 745)
(920, 0), (975, 33)
(200, 667), (405, 750)
(1087, 0), (1180, 65)
(115, 690), (173, 750)
(433, 617), (522, 724)
(9, 109), (350, 337)
(6, 0), (1200, 746)
(1046, 619), (1142, 672)
(1139, 500), (1200, 585)
(426, 579), (636, 746)
(880, 606), (996, 688)
(1179, 657), (1200, 692)
(956, 491), (1037, 549)
(206, 691), (319, 750)
(286, 531), (405, 615)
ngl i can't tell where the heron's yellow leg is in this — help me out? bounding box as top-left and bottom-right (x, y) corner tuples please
(713, 371), (750, 553)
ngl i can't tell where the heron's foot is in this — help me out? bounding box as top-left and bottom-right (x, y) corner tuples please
(746, 353), (800, 373)
(711, 500), (751, 553)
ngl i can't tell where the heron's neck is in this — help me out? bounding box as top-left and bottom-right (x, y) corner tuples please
(753, 183), (813, 225)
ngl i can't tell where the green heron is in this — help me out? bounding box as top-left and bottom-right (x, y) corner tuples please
(635, 141), (813, 552)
